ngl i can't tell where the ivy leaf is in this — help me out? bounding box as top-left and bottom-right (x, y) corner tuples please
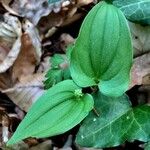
(76, 92), (150, 148)
(113, 0), (150, 25)
(44, 54), (71, 89)
(144, 142), (150, 150)
(7, 80), (94, 146)
(70, 1), (133, 97)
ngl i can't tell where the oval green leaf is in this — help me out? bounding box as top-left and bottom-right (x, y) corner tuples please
(76, 92), (150, 148)
(7, 80), (94, 146)
(70, 1), (133, 97)
(113, 0), (150, 25)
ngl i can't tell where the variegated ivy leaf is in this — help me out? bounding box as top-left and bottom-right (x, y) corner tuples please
(76, 91), (150, 148)
(70, 1), (133, 97)
(113, 0), (150, 25)
(144, 142), (150, 150)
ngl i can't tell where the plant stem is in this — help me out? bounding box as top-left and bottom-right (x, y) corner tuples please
(93, 108), (100, 117)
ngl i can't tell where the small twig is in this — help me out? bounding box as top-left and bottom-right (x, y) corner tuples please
(93, 107), (100, 117)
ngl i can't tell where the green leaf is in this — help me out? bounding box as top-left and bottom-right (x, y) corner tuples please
(76, 92), (150, 148)
(44, 54), (71, 89)
(144, 142), (150, 150)
(7, 80), (94, 146)
(70, 1), (133, 97)
(50, 54), (66, 68)
(66, 44), (74, 61)
(113, 0), (150, 25)
(44, 69), (62, 89)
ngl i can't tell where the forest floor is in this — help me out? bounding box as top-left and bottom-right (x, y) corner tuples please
(0, 0), (150, 150)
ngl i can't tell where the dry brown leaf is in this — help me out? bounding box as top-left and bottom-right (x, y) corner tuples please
(45, 27), (58, 38)
(0, 14), (42, 112)
(5, 19), (41, 81)
(0, 38), (21, 73)
(0, 71), (14, 90)
(0, 15), (43, 111)
(38, 0), (95, 36)
(2, 74), (45, 112)
(0, 108), (11, 145)
(12, 33), (40, 81)
(0, 13), (22, 73)
(0, 40), (10, 63)
(77, 0), (94, 6)
(1, 0), (70, 25)
(1, 0), (20, 16)
(29, 140), (52, 150)
(59, 33), (75, 51)
(130, 53), (150, 88)
(2, 141), (29, 150)
(129, 21), (150, 57)
(22, 20), (42, 60)
(37, 56), (50, 73)
(0, 65), (44, 112)
(38, 12), (64, 34)
(38, 9), (83, 37)
(61, 12), (83, 26)
(143, 74), (150, 85)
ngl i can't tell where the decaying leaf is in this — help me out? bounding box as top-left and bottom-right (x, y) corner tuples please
(131, 53), (150, 88)
(1, 0), (71, 25)
(22, 19), (42, 60)
(76, 0), (94, 6)
(1, 0), (20, 16)
(38, 9), (83, 36)
(0, 13), (22, 73)
(37, 56), (51, 73)
(37, 0), (96, 36)
(12, 33), (40, 81)
(143, 74), (150, 85)
(0, 71), (14, 91)
(0, 109), (10, 145)
(60, 33), (75, 51)
(0, 39), (10, 63)
(139, 85), (150, 103)
(0, 13), (42, 79)
(0, 13), (43, 112)
(29, 140), (52, 150)
(1, 74), (45, 112)
(129, 21), (150, 57)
